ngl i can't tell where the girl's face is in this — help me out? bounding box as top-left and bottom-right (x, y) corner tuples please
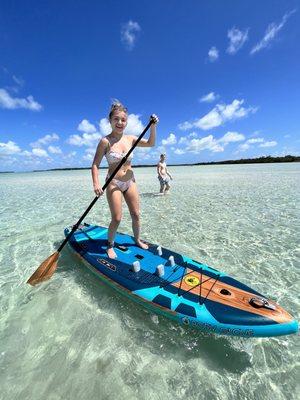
(110, 111), (128, 134)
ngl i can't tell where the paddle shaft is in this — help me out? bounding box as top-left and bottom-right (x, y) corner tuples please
(57, 119), (154, 253)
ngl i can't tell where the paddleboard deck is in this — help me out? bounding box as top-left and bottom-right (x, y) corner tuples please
(64, 223), (298, 337)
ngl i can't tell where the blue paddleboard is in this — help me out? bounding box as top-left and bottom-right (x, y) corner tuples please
(64, 224), (298, 338)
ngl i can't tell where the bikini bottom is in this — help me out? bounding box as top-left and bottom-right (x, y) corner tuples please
(106, 174), (135, 193)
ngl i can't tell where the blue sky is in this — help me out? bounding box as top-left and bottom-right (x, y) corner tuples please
(0, 0), (299, 172)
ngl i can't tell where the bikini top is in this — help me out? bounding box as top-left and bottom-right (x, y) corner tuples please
(104, 136), (134, 165)
(105, 147), (133, 166)
(105, 140), (133, 165)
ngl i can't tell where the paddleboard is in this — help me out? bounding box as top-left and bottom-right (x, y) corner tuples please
(64, 223), (298, 337)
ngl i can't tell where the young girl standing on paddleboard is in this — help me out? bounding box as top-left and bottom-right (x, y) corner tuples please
(91, 101), (159, 259)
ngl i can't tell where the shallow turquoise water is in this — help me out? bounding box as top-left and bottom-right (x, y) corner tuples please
(0, 163), (299, 400)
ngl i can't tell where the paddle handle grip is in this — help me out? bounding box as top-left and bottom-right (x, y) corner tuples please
(58, 118), (154, 253)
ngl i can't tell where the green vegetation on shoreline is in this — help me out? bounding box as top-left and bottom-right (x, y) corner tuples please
(35, 155), (299, 172)
(195, 155), (300, 165)
(1, 155), (299, 174)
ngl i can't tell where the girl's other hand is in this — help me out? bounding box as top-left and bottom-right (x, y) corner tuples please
(94, 185), (104, 197)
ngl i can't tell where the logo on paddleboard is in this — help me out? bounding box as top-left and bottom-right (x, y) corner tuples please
(97, 258), (116, 271)
(184, 275), (200, 287)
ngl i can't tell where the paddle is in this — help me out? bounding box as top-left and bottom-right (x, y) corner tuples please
(27, 117), (156, 286)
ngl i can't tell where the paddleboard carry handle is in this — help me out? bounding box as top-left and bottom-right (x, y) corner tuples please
(249, 297), (276, 311)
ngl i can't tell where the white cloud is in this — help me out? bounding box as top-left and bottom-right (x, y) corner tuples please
(68, 118), (103, 147)
(22, 151), (33, 157)
(178, 121), (193, 131)
(99, 118), (112, 136)
(30, 133), (59, 148)
(156, 145), (166, 155)
(208, 46), (219, 62)
(0, 88), (42, 111)
(200, 92), (219, 103)
(259, 141), (277, 148)
(179, 99), (257, 131)
(121, 20), (141, 50)
(0, 140), (21, 156)
(77, 119), (97, 134)
(227, 27), (249, 54)
(219, 131), (245, 143)
(177, 132), (198, 145)
(124, 114), (144, 135)
(174, 148), (185, 155)
(236, 143), (250, 153)
(176, 130), (245, 155)
(55, 151), (77, 163)
(32, 148), (49, 157)
(134, 146), (152, 160)
(68, 132), (101, 147)
(64, 151), (77, 159)
(196, 108), (223, 130)
(0, 156), (18, 167)
(48, 145), (62, 154)
(162, 133), (177, 146)
(83, 153), (93, 161)
(186, 135), (224, 153)
(250, 9), (296, 55)
(235, 137), (277, 153)
(83, 148), (95, 161)
(247, 138), (264, 144)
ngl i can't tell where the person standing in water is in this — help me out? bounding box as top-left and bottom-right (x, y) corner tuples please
(91, 100), (159, 259)
(157, 153), (172, 194)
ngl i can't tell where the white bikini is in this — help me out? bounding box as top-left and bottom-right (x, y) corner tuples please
(105, 146), (135, 192)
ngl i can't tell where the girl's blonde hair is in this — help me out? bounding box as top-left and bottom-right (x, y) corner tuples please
(108, 99), (128, 120)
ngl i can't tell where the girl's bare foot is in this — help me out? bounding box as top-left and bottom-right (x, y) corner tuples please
(106, 242), (117, 259)
(107, 247), (117, 258)
(135, 239), (149, 250)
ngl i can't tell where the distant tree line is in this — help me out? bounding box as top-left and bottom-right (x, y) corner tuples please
(195, 155), (300, 165)
(3, 154), (297, 173)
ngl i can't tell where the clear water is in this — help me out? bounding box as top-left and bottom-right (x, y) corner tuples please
(0, 164), (299, 400)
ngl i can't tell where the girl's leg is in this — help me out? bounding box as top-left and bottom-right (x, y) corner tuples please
(123, 182), (148, 249)
(106, 184), (123, 258)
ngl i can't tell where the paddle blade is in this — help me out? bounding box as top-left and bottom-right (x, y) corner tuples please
(27, 251), (59, 286)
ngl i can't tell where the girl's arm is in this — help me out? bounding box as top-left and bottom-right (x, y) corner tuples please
(131, 114), (159, 148)
(91, 138), (108, 196)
